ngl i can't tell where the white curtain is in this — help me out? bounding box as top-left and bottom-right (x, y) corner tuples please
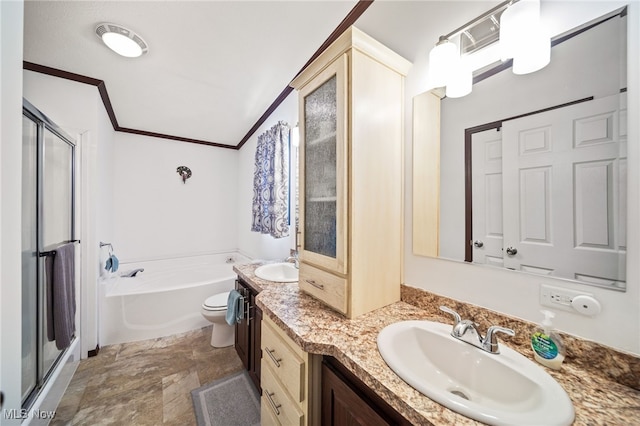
(251, 121), (290, 238)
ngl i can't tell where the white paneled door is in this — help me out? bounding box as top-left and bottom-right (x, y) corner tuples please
(500, 94), (625, 284)
(472, 128), (504, 268)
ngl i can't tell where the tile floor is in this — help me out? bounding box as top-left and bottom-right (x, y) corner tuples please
(51, 326), (244, 425)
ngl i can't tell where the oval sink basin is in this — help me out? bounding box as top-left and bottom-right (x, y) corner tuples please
(254, 262), (298, 282)
(377, 320), (574, 426)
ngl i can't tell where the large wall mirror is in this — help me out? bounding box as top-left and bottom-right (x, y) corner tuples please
(413, 8), (628, 291)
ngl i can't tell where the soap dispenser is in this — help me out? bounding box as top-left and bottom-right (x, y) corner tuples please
(531, 310), (565, 370)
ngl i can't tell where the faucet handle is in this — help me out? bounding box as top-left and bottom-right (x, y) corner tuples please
(440, 306), (462, 324)
(483, 325), (515, 354)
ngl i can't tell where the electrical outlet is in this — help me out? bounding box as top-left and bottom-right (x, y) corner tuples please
(540, 285), (592, 313)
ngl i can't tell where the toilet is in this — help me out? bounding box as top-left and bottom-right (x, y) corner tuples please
(201, 291), (235, 347)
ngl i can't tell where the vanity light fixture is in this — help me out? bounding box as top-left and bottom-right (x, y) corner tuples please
(95, 23), (149, 58)
(500, 0), (550, 74)
(427, 0), (550, 97)
(428, 38), (459, 89)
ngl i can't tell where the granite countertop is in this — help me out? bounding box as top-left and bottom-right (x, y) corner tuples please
(234, 262), (640, 425)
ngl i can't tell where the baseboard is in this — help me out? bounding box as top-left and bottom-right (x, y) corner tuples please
(87, 344), (100, 357)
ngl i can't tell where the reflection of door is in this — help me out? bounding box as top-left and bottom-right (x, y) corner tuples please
(471, 128), (504, 267)
(501, 94), (624, 284)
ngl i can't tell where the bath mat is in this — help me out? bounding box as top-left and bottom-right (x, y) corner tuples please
(191, 370), (260, 426)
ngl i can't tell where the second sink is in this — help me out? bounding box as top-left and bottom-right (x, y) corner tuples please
(254, 262), (298, 282)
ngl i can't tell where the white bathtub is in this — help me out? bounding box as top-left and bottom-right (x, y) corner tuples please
(99, 252), (250, 346)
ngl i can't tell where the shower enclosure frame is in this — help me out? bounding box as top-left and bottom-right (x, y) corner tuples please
(22, 98), (77, 409)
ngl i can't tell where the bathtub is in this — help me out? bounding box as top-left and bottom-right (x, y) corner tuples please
(99, 252), (251, 346)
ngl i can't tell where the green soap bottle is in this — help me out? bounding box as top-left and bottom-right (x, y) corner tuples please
(531, 310), (565, 370)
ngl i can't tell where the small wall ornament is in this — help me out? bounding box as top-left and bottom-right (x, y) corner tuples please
(176, 166), (192, 184)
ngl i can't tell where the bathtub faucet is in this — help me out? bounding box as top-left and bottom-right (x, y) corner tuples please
(121, 268), (144, 278)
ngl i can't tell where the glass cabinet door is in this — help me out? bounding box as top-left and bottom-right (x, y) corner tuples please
(299, 55), (347, 273)
(304, 76), (337, 257)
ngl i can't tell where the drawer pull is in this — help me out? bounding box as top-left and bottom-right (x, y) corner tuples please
(265, 346), (282, 367)
(305, 279), (324, 290)
(265, 389), (282, 416)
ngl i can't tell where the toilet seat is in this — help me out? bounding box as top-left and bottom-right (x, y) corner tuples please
(202, 291), (230, 311)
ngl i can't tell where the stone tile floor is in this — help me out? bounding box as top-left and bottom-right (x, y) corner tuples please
(51, 326), (244, 425)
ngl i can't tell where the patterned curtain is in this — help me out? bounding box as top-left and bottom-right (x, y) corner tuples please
(251, 121), (290, 238)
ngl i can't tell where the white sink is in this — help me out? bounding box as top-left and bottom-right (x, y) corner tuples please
(254, 262), (298, 282)
(377, 320), (575, 426)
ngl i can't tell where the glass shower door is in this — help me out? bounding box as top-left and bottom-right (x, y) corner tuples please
(21, 115), (38, 402)
(41, 127), (74, 380)
(21, 100), (76, 408)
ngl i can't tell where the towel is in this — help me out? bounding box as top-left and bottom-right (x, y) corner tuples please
(225, 289), (244, 326)
(45, 243), (76, 350)
(105, 254), (119, 273)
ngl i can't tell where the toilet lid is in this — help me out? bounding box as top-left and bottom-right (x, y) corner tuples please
(203, 291), (231, 310)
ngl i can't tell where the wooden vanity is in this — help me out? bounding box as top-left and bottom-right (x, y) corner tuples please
(235, 262), (640, 426)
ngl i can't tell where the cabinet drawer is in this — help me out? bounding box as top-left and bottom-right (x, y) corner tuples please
(261, 364), (304, 426)
(299, 263), (347, 314)
(262, 321), (305, 402)
(260, 392), (282, 426)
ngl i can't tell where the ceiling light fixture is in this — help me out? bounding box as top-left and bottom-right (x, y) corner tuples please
(95, 23), (149, 58)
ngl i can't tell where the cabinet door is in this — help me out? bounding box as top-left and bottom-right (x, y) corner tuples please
(321, 362), (390, 426)
(234, 280), (250, 370)
(299, 54), (348, 274)
(249, 298), (262, 392)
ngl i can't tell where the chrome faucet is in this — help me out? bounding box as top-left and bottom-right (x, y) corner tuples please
(440, 306), (515, 354)
(121, 268), (144, 278)
(285, 250), (299, 269)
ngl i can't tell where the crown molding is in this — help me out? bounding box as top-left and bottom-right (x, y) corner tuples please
(23, 0), (374, 151)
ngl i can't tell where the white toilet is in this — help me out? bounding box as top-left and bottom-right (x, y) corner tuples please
(201, 291), (235, 347)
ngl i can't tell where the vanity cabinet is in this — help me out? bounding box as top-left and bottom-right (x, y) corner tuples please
(234, 278), (262, 392)
(321, 357), (411, 426)
(260, 316), (321, 426)
(290, 26), (411, 318)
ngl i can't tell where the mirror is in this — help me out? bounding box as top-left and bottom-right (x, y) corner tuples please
(413, 9), (627, 291)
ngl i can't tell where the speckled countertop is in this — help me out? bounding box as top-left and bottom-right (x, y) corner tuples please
(234, 262), (640, 425)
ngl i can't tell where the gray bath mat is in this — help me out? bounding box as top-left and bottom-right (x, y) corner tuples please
(191, 370), (260, 426)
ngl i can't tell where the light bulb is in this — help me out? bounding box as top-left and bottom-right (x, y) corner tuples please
(102, 32), (143, 58)
(513, 27), (550, 74)
(428, 40), (458, 88)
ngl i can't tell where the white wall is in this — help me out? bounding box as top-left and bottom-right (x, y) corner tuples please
(236, 93), (298, 260)
(112, 133), (239, 262)
(365, 1), (639, 354)
(1, 0), (25, 420)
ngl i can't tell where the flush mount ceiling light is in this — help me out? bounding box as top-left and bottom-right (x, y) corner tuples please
(95, 23), (148, 58)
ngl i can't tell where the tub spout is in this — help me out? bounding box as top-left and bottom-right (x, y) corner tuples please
(121, 268), (144, 278)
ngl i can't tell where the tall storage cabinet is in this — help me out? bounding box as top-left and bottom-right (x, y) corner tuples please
(291, 27), (411, 318)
